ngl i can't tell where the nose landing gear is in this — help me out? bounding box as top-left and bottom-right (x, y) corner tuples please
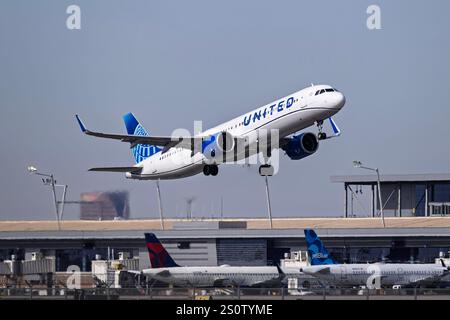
(318, 132), (327, 140)
(316, 120), (327, 140)
(316, 118), (342, 140)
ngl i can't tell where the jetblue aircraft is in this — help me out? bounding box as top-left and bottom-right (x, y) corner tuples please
(301, 229), (450, 289)
(75, 85), (345, 179)
(141, 233), (285, 287)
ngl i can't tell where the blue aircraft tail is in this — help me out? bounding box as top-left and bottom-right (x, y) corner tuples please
(144, 233), (179, 268)
(304, 229), (338, 265)
(123, 113), (161, 163)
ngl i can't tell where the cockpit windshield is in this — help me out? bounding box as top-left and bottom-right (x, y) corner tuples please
(315, 88), (338, 95)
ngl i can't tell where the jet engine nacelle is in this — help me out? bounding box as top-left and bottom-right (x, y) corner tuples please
(282, 132), (319, 160)
(203, 131), (236, 162)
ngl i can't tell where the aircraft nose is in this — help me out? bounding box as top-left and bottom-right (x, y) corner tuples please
(334, 92), (346, 109)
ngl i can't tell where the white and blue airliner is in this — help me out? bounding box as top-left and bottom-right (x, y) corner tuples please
(75, 84), (345, 179)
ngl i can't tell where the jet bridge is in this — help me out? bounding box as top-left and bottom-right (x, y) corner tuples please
(0, 254), (55, 276)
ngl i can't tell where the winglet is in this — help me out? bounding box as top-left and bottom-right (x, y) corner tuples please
(75, 115), (87, 133)
(329, 117), (341, 137)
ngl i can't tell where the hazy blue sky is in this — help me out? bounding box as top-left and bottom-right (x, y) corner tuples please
(0, 1), (449, 220)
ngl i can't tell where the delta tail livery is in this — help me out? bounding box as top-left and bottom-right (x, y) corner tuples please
(75, 85), (345, 179)
(142, 233), (285, 287)
(302, 229), (450, 289)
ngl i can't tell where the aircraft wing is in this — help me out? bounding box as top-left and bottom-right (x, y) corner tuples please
(406, 273), (449, 287)
(124, 270), (141, 275)
(213, 278), (234, 287)
(303, 266), (331, 275)
(404, 260), (450, 287)
(250, 276), (286, 288)
(250, 265), (286, 288)
(212, 276), (284, 288)
(76, 115), (197, 150)
(76, 115), (253, 154)
(155, 270), (172, 278)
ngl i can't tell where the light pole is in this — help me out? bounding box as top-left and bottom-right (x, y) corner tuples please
(185, 197), (196, 220)
(265, 176), (273, 229)
(352, 161), (385, 228)
(156, 179), (164, 230)
(259, 172), (274, 229)
(27, 165), (67, 230)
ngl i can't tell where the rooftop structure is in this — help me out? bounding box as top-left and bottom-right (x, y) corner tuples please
(1, 217), (450, 234)
(331, 174), (450, 218)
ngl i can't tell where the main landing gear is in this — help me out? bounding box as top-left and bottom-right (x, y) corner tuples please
(203, 164), (218, 176)
(316, 120), (327, 140)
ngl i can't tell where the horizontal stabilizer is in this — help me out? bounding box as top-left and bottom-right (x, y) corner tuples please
(88, 167), (142, 173)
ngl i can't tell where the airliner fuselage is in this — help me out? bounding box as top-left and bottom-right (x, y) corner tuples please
(77, 84), (345, 180)
(301, 263), (448, 289)
(127, 85), (345, 180)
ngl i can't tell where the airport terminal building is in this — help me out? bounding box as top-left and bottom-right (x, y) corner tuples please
(2, 218), (450, 272)
(1, 173), (450, 273)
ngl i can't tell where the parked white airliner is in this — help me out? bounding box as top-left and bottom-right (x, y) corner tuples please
(141, 233), (285, 287)
(302, 229), (450, 289)
(76, 85), (345, 179)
